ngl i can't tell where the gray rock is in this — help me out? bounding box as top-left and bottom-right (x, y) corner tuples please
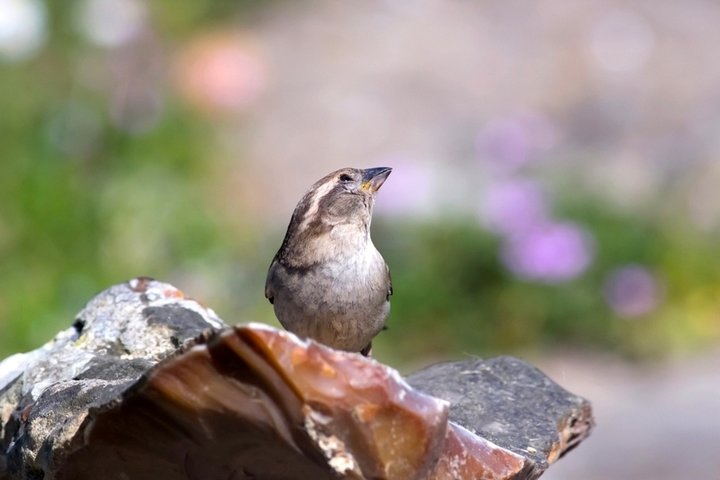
(0, 278), (224, 479)
(407, 357), (594, 477)
(0, 279), (593, 480)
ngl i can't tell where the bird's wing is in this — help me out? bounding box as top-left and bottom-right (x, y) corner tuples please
(264, 260), (276, 304)
(386, 264), (393, 301)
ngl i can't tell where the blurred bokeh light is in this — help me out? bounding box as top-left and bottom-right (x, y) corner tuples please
(1, 1), (719, 476)
(0, 0), (46, 61)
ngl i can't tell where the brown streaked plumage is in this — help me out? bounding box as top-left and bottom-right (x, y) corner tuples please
(265, 167), (393, 356)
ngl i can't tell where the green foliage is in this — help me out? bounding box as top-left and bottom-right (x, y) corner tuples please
(0, 80), (222, 357)
(373, 209), (720, 364)
(0, 0), (717, 367)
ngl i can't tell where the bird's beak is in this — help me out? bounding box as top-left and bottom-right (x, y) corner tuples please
(361, 167), (392, 192)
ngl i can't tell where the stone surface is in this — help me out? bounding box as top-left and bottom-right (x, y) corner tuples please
(407, 358), (594, 478)
(0, 279), (593, 480)
(0, 278), (225, 480)
(54, 326), (449, 480)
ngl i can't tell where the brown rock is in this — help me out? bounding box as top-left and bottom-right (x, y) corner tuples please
(58, 325), (450, 480)
(0, 279), (593, 480)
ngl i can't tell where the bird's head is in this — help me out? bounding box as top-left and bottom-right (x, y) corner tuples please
(277, 167), (392, 265)
(298, 167), (392, 228)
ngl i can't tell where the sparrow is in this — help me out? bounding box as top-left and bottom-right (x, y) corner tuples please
(265, 167), (393, 356)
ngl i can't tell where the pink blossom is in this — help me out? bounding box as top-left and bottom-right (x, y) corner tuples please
(501, 222), (595, 283)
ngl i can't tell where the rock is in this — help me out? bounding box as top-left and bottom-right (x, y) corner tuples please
(407, 358), (594, 479)
(55, 326), (450, 480)
(0, 278), (225, 480)
(0, 279), (593, 480)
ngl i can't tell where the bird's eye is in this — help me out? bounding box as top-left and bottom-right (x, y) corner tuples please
(339, 174), (353, 182)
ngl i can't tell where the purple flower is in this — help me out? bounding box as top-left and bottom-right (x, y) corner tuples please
(603, 265), (661, 317)
(479, 178), (548, 236)
(475, 111), (557, 172)
(373, 155), (434, 217)
(501, 222), (595, 283)
(478, 118), (530, 170)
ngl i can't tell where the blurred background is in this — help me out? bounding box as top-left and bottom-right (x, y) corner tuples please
(1, 0), (719, 477)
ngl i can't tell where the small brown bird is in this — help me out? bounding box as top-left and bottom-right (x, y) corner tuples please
(265, 167), (393, 356)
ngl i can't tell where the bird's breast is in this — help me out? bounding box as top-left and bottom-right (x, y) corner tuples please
(269, 239), (389, 352)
